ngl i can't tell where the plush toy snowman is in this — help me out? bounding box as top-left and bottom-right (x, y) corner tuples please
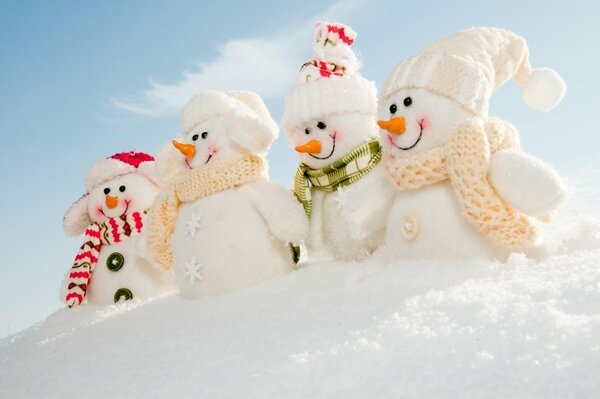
(62, 152), (174, 307)
(281, 21), (397, 261)
(377, 27), (567, 260)
(146, 90), (308, 299)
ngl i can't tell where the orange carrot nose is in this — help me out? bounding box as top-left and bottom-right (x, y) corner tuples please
(377, 117), (406, 135)
(105, 195), (118, 209)
(172, 140), (196, 160)
(295, 140), (322, 154)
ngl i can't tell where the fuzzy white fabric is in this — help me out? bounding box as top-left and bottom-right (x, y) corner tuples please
(172, 181), (306, 299)
(281, 75), (377, 134)
(158, 89), (308, 297)
(62, 173), (175, 304)
(521, 68), (567, 112)
(489, 150), (566, 217)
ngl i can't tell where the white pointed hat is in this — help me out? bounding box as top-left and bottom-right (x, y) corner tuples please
(379, 27), (566, 116)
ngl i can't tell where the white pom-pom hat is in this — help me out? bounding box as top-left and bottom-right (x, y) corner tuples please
(63, 152), (159, 236)
(379, 27), (566, 115)
(281, 22), (377, 133)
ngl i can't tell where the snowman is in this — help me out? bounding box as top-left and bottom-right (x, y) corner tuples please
(146, 90), (308, 299)
(62, 152), (174, 307)
(281, 21), (397, 261)
(376, 27), (567, 260)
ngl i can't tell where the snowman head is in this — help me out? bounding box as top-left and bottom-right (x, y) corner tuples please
(281, 22), (377, 169)
(86, 173), (158, 224)
(377, 88), (471, 158)
(63, 152), (160, 235)
(160, 91), (278, 178)
(287, 112), (377, 169)
(377, 27), (567, 159)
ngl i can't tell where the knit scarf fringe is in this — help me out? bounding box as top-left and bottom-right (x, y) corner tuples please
(385, 117), (538, 248)
(147, 153), (267, 270)
(65, 211), (146, 307)
(293, 139), (382, 217)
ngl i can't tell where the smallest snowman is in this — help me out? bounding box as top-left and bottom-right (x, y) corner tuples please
(62, 152), (174, 307)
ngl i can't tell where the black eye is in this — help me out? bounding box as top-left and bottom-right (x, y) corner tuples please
(119, 186), (126, 192)
(192, 134), (199, 141)
(389, 104), (397, 114)
(403, 97), (413, 107)
(201, 132), (208, 139)
(316, 121), (327, 130)
(305, 128), (311, 135)
(103, 188), (110, 195)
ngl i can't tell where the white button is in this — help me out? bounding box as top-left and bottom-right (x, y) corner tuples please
(400, 213), (420, 240)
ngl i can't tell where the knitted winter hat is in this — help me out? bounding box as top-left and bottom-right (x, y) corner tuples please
(64, 151), (158, 236)
(379, 27), (566, 116)
(281, 22), (377, 133)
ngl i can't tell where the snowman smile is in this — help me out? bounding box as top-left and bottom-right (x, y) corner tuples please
(100, 199), (131, 218)
(309, 132), (337, 160)
(388, 120), (424, 151)
(205, 154), (213, 164)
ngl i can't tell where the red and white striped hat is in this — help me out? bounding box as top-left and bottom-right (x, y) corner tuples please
(281, 22), (377, 134)
(63, 151), (158, 236)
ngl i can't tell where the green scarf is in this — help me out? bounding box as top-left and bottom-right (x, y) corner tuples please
(293, 139), (382, 217)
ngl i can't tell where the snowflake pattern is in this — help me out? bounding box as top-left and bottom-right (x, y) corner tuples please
(183, 256), (203, 284)
(186, 212), (202, 238)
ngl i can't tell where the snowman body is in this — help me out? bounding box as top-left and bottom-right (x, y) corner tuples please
(308, 163), (397, 260)
(381, 182), (507, 261)
(171, 181), (293, 299)
(87, 236), (173, 304)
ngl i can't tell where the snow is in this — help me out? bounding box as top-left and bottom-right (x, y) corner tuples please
(1, 212), (600, 398)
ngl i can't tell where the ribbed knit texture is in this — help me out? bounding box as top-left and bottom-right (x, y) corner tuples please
(385, 117), (537, 248)
(147, 154), (267, 270)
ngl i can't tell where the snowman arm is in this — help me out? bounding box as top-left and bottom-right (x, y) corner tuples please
(240, 180), (309, 243)
(488, 149), (566, 216)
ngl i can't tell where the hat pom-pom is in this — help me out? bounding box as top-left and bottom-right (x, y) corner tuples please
(313, 21), (358, 72)
(522, 68), (566, 112)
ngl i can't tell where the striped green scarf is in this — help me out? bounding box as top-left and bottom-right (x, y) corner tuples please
(293, 139), (382, 217)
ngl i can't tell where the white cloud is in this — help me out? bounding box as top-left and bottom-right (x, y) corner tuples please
(111, 1), (360, 117)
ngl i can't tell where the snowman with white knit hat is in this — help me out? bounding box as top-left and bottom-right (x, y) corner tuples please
(281, 21), (397, 261)
(147, 90), (307, 299)
(377, 27), (567, 260)
(62, 152), (175, 307)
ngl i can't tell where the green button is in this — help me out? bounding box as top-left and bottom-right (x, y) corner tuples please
(106, 252), (125, 272)
(113, 288), (133, 303)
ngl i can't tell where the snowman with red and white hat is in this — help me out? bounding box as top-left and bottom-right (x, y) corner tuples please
(281, 22), (397, 261)
(62, 151), (174, 307)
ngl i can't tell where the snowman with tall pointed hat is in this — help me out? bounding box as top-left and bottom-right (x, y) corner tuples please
(281, 21), (397, 261)
(377, 27), (567, 260)
(147, 90), (307, 299)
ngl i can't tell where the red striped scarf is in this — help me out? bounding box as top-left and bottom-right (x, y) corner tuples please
(65, 210), (145, 307)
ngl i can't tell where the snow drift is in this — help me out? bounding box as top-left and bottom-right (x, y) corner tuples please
(1, 211), (599, 398)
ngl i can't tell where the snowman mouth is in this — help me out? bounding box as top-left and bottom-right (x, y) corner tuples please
(309, 132), (337, 160)
(99, 200), (130, 218)
(205, 154), (213, 164)
(184, 159), (192, 169)
(389, 120), (424, 151)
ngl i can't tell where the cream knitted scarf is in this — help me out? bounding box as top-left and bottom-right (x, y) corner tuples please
(65, 211), (146, 307)
(148, 153), (267, 270)
(385, 117), (537, 248)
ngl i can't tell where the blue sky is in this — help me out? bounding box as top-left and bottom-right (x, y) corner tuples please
(1, 0), (599, 337)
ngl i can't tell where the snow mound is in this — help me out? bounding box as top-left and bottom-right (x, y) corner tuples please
(1, 215), (600, 398)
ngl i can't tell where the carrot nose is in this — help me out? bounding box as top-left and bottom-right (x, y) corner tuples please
(295, 140), (322, 154)
(377, 117), (406, 135)
(172, 140), (196, 160)
(105, 195), (118, 209)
